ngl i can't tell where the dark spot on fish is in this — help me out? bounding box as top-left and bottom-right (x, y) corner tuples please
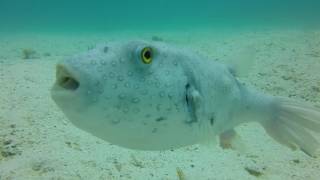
(185, 83), (191, 106)
(118, 94), (126, 99)
(117, 75), (124, 81)
(111, 119), (120, 125)
(174, 103), (180, 112)
(103, 46), (108, 53)
(228, 66), (237, 76)
(210, 115), (215, 126)
(152, 128), (158, 133)
(119, 57), (124, 63)
(114, 105), (121, 111)
(185, 94), (189, 106)
(155, 117), (166, 122)
(122, 107), (129, 113)
(173, 61), (178, 66)
(156, 104), (162, 111)
(151, 36), (163, 42)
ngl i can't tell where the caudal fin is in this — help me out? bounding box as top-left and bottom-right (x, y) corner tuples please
(261, 97), (320, 157)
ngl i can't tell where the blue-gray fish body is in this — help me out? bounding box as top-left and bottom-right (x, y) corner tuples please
(51, 40), (320, 156)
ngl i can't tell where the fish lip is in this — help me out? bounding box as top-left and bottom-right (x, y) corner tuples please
(54, 64), (80, 92)
(51, 64), (81, 107)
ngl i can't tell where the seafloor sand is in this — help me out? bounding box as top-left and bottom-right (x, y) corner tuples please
(0, 28), (320, 179)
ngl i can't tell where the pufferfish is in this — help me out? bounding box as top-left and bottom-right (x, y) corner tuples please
(51, 40), (320, 157)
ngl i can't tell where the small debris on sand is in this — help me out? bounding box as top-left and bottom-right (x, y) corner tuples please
(244, 167), (264, 177)
(22, 48), (37, 59)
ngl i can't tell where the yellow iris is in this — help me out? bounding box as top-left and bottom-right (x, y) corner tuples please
(141, 47), (152, 64)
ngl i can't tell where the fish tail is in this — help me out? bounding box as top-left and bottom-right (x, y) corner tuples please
(260, 97), (320, 157)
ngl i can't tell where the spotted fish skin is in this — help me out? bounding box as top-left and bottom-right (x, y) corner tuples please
(51, 40), (320, 156)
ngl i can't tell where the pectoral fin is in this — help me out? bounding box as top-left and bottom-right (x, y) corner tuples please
(185, 83), (202, 124)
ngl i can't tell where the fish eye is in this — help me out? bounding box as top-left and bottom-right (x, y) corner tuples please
(141, 47), (153, 64)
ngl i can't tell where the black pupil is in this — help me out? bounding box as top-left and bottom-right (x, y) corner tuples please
(144, 50), (151, 59)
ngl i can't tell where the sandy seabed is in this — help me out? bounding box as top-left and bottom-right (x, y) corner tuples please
(0, 28), (320, 179)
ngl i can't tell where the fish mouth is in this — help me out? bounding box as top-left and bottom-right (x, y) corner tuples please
(55, 64), (80, 91)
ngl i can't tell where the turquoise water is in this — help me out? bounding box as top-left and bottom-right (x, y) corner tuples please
(1, 0), (320, 32)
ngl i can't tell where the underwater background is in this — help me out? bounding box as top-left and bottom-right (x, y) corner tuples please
(0, 0), (320, 32)
(0, 0), (320, 179)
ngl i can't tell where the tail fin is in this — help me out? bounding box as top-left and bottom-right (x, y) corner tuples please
(261, 97), (320, 157)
